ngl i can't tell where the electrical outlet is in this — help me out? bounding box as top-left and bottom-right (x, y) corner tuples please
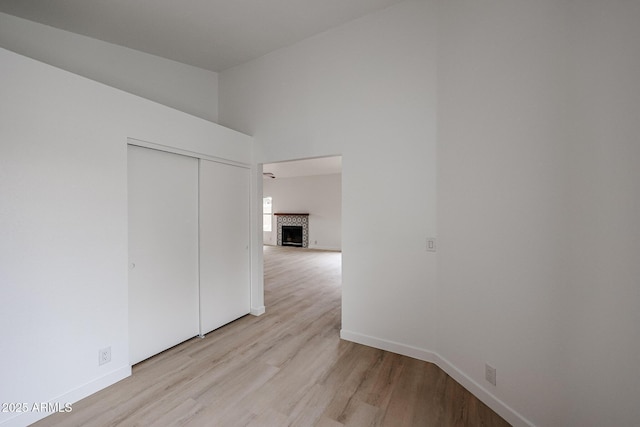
(485, 364), (496, 386)
(426, 237), (436, 252)
(99, 347), (111, 366)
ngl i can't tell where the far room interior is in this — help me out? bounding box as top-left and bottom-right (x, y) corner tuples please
(262, 156), (342, 251)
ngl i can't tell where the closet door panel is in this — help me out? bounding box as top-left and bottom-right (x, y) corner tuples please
(199, 160), (250, 334)
(128, 145), (199, 365)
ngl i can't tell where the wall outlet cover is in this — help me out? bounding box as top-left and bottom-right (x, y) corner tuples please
(426, 237), (436, 252)
(485, 363), (496, 386)
(99, 347), (112, 365)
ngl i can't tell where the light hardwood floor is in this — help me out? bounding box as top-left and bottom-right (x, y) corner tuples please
(33, 246), (510, 426)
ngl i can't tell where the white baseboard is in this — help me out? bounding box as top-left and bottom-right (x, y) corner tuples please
(435, 354), (534, 427)
(250, 306), (266, 316)
(264, 243), (341, 252)
(340, 329), (438, 363)
(309, 245), (342, 252)
(0, 365), (131, 427)
(340, 329), (534, 427)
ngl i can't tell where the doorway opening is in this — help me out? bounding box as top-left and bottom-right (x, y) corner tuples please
(262, 156), (342, 250)
(261, 155), (343, 327)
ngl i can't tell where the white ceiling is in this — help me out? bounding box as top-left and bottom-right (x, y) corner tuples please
(0, 0), (406, 72)
(263, 156), (341, 179)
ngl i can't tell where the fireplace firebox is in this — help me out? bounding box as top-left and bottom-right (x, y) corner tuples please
(282, 226), (303, 247)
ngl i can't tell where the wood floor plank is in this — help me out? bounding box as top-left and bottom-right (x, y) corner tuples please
(32, 246), (510, 427)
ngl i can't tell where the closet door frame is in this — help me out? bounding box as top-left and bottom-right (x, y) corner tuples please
(127, 138), (250, 169)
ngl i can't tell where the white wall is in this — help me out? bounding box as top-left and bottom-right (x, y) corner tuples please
(220, 0), (438, 365)
(564, 1), (640, 425)
(263, 174), (342, 251)
(438, 1), (640, 426)
(0, 47), (251, 427)
(221, 0), (640, 426)
(0, 12), (219, 122)
(437, 2), (570, 425)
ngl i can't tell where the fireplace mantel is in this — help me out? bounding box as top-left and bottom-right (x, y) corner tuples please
(274, 213), (309, 216)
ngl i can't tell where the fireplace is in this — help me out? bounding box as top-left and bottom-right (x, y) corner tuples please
(275, 213), (309, 248)
(281, 226), (303, 247)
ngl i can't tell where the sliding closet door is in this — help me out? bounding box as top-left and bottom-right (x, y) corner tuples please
(199, 160), (250, 335)
(128, 145), (199, 365)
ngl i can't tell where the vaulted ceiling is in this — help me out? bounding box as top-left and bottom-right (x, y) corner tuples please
(0, 0), (407, 72)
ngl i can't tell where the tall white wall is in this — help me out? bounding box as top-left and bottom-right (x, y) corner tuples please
(564, 1), (640, 425)
(0, 47), (251, 427)
(439, 0), (640, 426)
(263, 174), (342, 251)
(437, 2), (570, 425)
(221, 0), (439, 353)
(0, 12), (219, 122)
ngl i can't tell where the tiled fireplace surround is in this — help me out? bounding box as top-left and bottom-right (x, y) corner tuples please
(275, 213), (309, 248)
